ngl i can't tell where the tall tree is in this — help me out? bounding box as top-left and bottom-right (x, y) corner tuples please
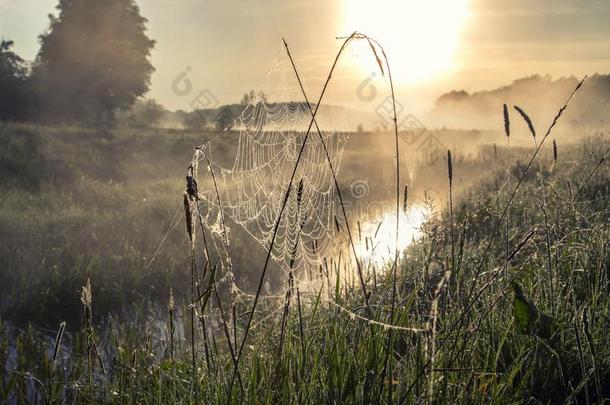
(0, 40), (29, 121)
(32, 0), (155, 123)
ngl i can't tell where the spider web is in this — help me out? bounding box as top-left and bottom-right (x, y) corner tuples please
(190, 46), (354, 292)
(183, 35), (437, 335)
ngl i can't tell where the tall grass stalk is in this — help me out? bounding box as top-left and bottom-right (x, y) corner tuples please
(447, 150), (455, 279)
(514, 104), (554, 305)
(52, 321), (66, 364)
(573, 317), (591, 405)
(278, 178), (304, 358)
(229, 31), (394, 396)
(402, 75), (588, 401)
(503, 103), (511, 264)
(342, 33), (404, 402)
(81, 279), (94, 403)
(582, 307), (602, 399)
(281, 37), (373, 316)
(182, 190), (197, 381)
(168, 289), (175, 361)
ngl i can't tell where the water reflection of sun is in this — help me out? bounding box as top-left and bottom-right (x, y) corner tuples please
(354, 205), (431, 268)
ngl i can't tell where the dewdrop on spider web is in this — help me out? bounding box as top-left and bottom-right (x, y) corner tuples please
(188, 42), (402, 301)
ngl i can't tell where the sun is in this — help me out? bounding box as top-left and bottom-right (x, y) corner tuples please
(342, 0), (471, 84)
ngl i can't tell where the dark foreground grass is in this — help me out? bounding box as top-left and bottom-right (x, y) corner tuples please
(0, 132), (608, 403)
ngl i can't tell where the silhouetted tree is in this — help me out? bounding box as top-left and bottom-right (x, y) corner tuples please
(215, 105), (234, 131)
(183, 111), (208, 130)
(125, 98), (164, 128)
(240, 90), (268, 105)
(32, 0), (155, 124)
(0, 40), (29, 121)
(240, 90), (256, 105)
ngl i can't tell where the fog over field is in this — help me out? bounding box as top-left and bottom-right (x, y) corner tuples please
(1, 0), (609, 403)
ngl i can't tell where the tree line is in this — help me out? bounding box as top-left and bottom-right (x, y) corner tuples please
(0, 0), (155, 125)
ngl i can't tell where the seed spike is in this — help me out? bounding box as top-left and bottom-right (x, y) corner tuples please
(503, 104), (510, 138)
(513, 105), (536, 139)
(183, 193), (194, 243)
(297, 178), (304, 208)
(366, 38), (384, 76)
(447, 150), (453, 188)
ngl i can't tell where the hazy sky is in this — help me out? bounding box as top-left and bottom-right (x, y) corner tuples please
(2, 0), (610, 112)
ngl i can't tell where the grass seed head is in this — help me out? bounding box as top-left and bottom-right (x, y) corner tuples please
(447, 150), (453, 188)
(503, 103), (510, 138)
(81, 278), (92, 308)
(183, 192), (194, 243)
(514, 105), (536, 138)
(297, 178), (304, 208)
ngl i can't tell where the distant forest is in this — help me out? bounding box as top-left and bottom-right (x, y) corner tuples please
(427, 74), (610, 130)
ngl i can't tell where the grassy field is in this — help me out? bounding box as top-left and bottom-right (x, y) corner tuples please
(0, 119), (609, 403)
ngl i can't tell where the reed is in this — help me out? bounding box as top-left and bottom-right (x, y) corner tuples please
(582, 307), (602, 399)
(514, 104), (555, 305)
(52, 321), (66, 364)
(182, 189), (197, 379)
(282, 36), (373, 317)
(503, 103), (511, 263)
(447, 150), (455, 279)
(81, 279), (94, 403)
(168, 289), (175, 361)
(573, 317), (591, 405)
(402, 76), (588, 401)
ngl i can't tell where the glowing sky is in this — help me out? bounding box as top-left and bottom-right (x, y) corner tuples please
(1, 0), (610, 112)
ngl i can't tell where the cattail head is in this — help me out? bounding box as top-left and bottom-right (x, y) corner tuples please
(297, 178), (304, 208)
(553, 139), (558, 164)
(503, 104), (510, 138)
(186, 164), (199, 200)
(513, 105), (536, 139)
(447, 150), (453, 188)
(403, 185), (408, 213)
(183, 193), (194, 243)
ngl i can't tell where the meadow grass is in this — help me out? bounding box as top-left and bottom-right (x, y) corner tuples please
(1, 77), (609, 405)
(0, 125), (608, 403)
